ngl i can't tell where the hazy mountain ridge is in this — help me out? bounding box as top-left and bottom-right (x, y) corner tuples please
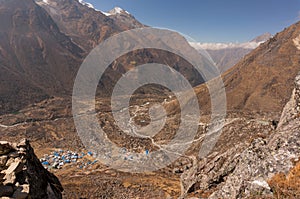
(190, 33), (272, 72)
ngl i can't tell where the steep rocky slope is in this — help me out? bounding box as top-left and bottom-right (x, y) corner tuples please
(176, 20), (300, 198)
(0, 0), (83, 114)
(181, 73), (300, 198)
(0, 0), (206, 115)
(35, 0), (144, 52)
(223, 21), (300, 112)
(0, 139), (63, 198)
(193, 21), (300, 114)
(35, 0), (206, 96)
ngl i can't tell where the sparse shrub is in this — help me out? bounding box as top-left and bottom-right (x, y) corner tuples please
(268, 161), (300, 198)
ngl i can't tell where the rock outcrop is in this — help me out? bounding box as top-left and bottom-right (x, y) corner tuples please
(0, 139), (63, 199)
(181, 72), (300, 198)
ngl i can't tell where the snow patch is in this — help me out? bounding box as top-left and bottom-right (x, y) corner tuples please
(293, 35), (300, 50)
(78, 0), (95, 9)
(101, 12), (111, 16)
(112, 7), (123, 14)
(36, 0), (50, 5)
(190, 41), (264, 51)
(37, 0), (130, 17)
(251, 180), (271, 190)
(76, 2), (130, 16)
(76, 0), (110, 16)
(109, 7), (130, 15)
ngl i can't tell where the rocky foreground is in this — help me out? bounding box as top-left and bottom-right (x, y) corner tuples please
(0, 139), (63, 199)
(181, 72), (300, 198)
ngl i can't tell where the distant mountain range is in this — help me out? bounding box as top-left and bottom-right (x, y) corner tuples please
(190, 33), (272, 72)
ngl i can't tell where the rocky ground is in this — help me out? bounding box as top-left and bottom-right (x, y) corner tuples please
(0, 139), (63, 199)
(0, 94), (282, 198)
(180, 73), (300, 198)
(0, 78), (299, 198)
(0, 60), (299, 199)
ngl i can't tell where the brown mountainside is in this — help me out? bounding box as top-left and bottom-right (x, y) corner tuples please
(35, 0), (144, 52)
(223, 21), (300, 112)
(36, 0), (206, 95)
(194, 21), (300, 114)
(0, 0), (83, 114)
(0, 0), (206, 114)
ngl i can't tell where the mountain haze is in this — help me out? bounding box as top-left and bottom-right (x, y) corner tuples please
(191, 33), (272, 72)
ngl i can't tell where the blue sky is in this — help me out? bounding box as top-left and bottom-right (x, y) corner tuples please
(87, 0), (300, 42)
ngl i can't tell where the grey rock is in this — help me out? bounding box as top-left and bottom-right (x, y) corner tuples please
(5, 161), (23, 175)
(5, 157), (19, 167)
(16, 139), (27, 148)
(0, 139), (63, 198)
(2, 172), (16, 186)
(181, 72), (300, 199)
(209, 73), (300, 198)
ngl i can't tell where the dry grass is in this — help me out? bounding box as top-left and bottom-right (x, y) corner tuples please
(268, 161), (300, 198)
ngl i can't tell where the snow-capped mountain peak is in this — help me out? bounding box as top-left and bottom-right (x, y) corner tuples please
(109, 7), (130, 15)
(101, 6), (130, 16)
(111, 7), (123, 14)
(36, 0), (97, 10)
(36, 0), (130, 17)
(78, 0), (95, 9)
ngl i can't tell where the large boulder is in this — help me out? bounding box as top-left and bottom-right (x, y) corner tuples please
(0, 139), (63, 199)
